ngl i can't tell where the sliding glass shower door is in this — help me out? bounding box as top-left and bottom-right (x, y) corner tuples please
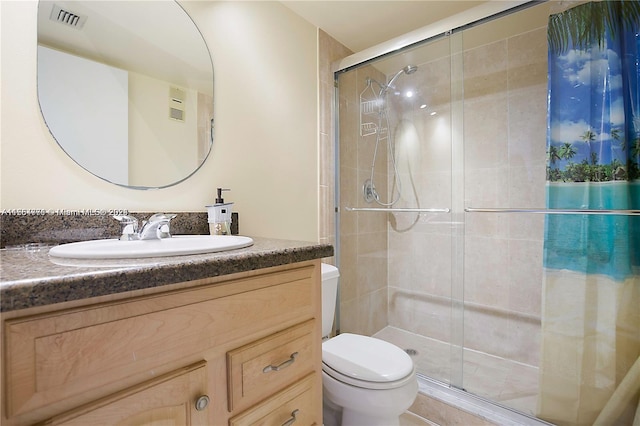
(336, 31), (459, 388)
(335, 1), (639, 424)
(457, 5), (549, 414)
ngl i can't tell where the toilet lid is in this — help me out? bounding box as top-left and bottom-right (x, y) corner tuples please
(322, 333), (414, 383)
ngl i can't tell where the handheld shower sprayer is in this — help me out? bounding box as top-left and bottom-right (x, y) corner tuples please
(362, 64), (418, 207)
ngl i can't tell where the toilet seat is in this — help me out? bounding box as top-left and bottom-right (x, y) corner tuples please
(322, 333), (415, 390)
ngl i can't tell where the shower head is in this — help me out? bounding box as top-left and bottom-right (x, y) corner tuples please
(382, 65), (418, 94)
(404, 65), (418, 74)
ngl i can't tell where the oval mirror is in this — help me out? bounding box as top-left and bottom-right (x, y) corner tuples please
(37, 1), (214, 189)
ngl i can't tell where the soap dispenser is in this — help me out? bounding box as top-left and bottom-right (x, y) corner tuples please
(206, 188), (233, 235)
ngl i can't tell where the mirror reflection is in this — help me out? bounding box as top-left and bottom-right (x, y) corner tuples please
(37, 1), (214, 189)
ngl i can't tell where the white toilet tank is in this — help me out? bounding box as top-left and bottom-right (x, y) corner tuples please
(321, 263), (339, 338)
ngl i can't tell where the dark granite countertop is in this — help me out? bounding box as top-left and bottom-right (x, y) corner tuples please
(0, 237), (333, 313)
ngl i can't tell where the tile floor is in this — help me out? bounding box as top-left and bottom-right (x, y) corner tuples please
(400, 412), (436, 426)
(374, 326), (539, 418)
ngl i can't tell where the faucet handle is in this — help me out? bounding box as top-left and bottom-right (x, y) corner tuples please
(147, 213), (177, 222)
(157, 213), (177, 238)
(113, 215), (139, 241)
(141, 213), (177, 239)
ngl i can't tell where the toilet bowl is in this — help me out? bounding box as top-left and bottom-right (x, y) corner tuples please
(321, 263), (418, 426)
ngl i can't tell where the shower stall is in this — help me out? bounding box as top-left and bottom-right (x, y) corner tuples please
(334, 1), (639, 425)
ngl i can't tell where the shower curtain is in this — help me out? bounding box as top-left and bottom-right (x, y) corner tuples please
(539, 2), (640, 425)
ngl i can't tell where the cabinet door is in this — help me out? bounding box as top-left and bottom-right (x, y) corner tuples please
(5, 265), (316, 419)
(41, 362), (209, 426)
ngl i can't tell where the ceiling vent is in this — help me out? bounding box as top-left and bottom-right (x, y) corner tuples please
(49, 4), (87, 29)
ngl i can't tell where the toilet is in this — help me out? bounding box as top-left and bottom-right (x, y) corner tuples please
(321, 263), (418, 426)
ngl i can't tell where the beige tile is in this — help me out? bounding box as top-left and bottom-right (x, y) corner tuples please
(507, 27), (548, 91)
(339, 105), (359, 170)
(464, 95), (509, 171)
(416, 113), (453, 174)
(507, 86), (547, 171)
(409, 392), (498, 426)
(463, 236), (510, 308)
(338, 296), (358, 334)
(366, 287), (389, 335)
(499, 362), (540, 416)
(387, 290), (416, 331)
(463, 305), (510, 358)
(463, 40), (508, 100)
(508, 164), (546, 208)
(337, 234), (357, 302)
(413, 297), (451, 343)
(507, 213), (544, 241)
(339, 166), (358, 223)
(357, 249), (387, 294)
(400, 411), (437, 426)
(508, 239), (543, 316)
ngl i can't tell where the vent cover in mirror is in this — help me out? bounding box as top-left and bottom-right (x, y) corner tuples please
(49, 4), (87, 29)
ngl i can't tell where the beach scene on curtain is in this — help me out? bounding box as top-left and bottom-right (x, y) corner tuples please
(538, 2), (640, 425)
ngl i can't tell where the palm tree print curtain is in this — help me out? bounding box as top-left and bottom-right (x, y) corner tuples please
(538, 2), (640, 425)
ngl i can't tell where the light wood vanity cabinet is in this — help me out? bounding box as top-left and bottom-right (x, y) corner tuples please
(1, 260), (322, 426)
(38, 361), (210, 425)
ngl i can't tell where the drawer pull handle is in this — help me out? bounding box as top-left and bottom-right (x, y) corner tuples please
(195, 395), (210, 411)
(263, 352), (298, 373)
(282, 409), (299, 426)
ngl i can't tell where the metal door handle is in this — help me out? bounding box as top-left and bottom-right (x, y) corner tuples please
(263, 352), (298, 373)
(281, 409), (299, 426)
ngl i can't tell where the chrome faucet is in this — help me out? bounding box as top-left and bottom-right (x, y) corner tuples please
(113, 215), (139, 241)
(113, 213), (176, 241)
(139, 213), (176, 240)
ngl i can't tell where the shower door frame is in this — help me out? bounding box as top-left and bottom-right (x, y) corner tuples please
(332, 0), (548, 402)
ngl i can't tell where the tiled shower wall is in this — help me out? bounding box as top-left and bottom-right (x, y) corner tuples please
(331, 22), (548, 370)
(319, 30), (350, 264)
(319, 28), (392, 336)
(459, 26), (547, 366)
(337, 63), (391, 336)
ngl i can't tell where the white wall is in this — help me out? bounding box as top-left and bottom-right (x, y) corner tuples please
(37, 45), (129, 185)
(127, 72), (199, 188)
(0, 0), (319, 242)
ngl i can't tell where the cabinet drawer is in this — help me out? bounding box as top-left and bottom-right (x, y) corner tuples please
(227, 320), (315, 412)
(4, 265), (316, 419)
(39, 361), (209, 426)
(229, 374), (317, 426)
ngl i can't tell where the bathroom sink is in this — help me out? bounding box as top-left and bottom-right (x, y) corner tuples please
(48, 235), (254, 259)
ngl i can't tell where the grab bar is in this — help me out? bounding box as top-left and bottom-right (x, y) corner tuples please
(465, 207), (640, 216)
(344, 206), (640, 215)
(345, 207), (451, 213)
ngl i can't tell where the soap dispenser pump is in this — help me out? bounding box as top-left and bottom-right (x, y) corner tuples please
(206, 188), (233, 235)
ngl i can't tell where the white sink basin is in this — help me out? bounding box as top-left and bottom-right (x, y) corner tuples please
(48, 235), (254, 259)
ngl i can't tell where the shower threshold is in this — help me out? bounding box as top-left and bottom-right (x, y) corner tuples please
(416, 375), (554, 426)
